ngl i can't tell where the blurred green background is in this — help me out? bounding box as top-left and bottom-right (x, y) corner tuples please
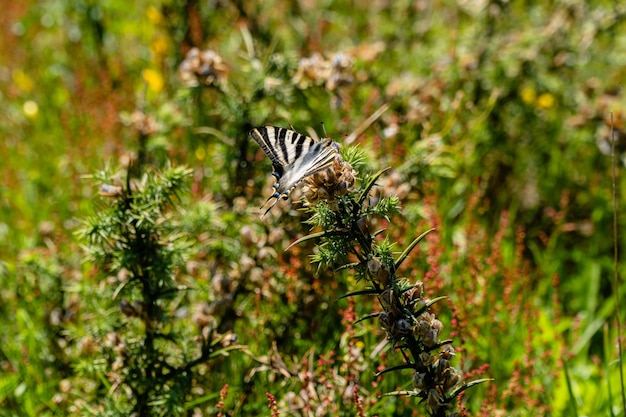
(1, 0), (625, 415)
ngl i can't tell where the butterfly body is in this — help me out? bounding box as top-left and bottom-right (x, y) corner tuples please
(249, 126), (338, 214)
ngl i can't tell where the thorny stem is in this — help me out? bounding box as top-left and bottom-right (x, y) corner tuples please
(301, 148), (487, 415)
(352, 221), (457, 415)
(313, 193), (459, 415)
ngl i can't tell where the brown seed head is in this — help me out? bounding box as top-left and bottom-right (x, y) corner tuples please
(179, 47), (229, 87)
(303, 154), (356, 207)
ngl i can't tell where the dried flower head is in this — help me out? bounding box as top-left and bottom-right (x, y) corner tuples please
(442, 366), (462, 391)
(378, 288), (399, 313)
(419, 350), (433, 366)
(292, 52), (331, 88)
(415, 313), (433, 338)
(403, 281), (424, 306)
(292, 51), (355, 92)
(367, 257), (381, 277)
(179, 47), (228, 87)
(128, 109), (159, 136)
(302, 152), (356, 207)
(423, 318), (443, 346)
(379, 311), (394, 338)
(440, 344), (456, 360)
(326, 52), (354, 91)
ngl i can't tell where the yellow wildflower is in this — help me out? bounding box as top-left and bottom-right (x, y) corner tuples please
(142, 68), (164, 93)
(537, 93), (555, 109)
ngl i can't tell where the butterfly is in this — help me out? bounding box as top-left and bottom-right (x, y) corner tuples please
(249, 126), (339, 215)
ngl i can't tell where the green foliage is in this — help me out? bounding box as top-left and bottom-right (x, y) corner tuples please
(1, 0), (625, 416)
(73, 166), (240, 415)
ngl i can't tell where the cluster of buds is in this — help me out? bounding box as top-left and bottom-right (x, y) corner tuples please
(179, 47), (228, 87)
(374, 273), (463, 413)
(292, 52), (354, 92)
(411, 344), (462, 413)
(412, 311), (462, 412)
(302, 151), (356, 208)
(377, 286), (413, 340)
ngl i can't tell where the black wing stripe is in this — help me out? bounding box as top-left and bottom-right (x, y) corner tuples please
(261, 127), (284, 164)
(276, 127), (289, 164)
(250, 127), (286, 166)
(293, 133), (307, 161)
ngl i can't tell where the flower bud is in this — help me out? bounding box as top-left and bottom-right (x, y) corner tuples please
(431, 319), (443, 334)
(412, 372), (427, 390)
(415, 318), (430, 337)
(441, 344), (456, 359)
(427, 388), (441, 411)
(396, 318), (411, 335)
(424, 328), (438, 347)
(443, 367), (462, 391)
(367, 258), (381, 277)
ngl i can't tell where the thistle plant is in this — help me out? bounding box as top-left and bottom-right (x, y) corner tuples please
(290, 146), (489, 416)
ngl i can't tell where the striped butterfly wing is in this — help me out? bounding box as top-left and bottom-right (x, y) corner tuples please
(249, 126), (338, 214)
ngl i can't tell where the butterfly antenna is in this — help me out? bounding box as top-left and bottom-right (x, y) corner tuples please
(320, 122), (327, 138)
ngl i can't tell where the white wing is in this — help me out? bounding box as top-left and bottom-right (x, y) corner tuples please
(249, 126), (338, 214)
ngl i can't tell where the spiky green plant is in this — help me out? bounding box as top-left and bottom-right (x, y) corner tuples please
(76, 165), (241, 416)
(287, 146), (490, 416)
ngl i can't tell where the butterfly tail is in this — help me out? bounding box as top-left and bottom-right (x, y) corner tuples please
(260, 192), (281, 217)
